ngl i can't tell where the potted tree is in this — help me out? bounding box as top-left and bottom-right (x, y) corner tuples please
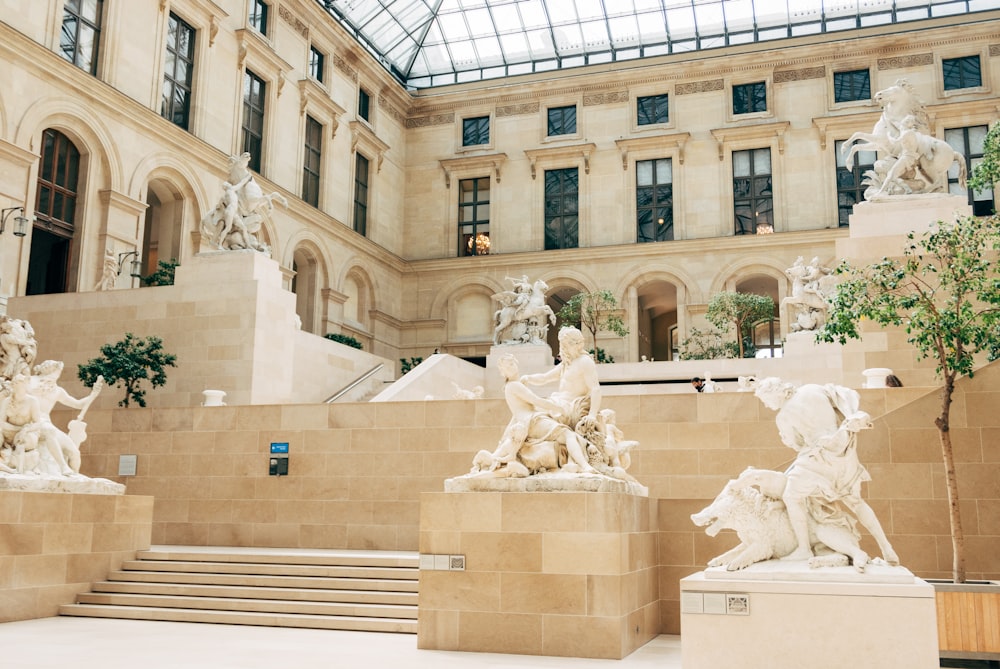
(818, 211), (1000, 660)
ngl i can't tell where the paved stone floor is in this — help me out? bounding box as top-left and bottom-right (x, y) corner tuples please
(0, 617), (683, 668)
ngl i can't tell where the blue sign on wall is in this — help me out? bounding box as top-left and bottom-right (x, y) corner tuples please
(270, 442), (289, 454)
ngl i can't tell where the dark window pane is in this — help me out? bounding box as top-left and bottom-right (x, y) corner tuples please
(732, 148), (773, 234)
(943, 56), (982, 90)
(462, 116), (490, 146)
(547, 105), (576, 136)
(833, 69), (870, 103)
(354, 154), (369, 235)
(733, 82), (766, 114)
(61, 0), (102, 74)
(457, 177), (490, 255)
(358, 89), (370, 121)
(637, 94), (669, 126)
(242, 71), (266, 170)
(543, 168), (578, 250)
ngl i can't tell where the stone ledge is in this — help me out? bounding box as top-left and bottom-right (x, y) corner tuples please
(0, 473), (125, 495)
(444, 472), (648, 496)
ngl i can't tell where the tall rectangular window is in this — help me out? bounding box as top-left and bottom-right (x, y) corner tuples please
(459, 178), (490, 256)
(945, 125), (994, 216)
(943, 56), (982, 90)
(249, 0), (269, 35)
(462, 116), (490, 146)
(353, 154), (369, 236)
(637, 94), (669, 126)
(242, 70), (265, 172)
(60, 0), (103, 74)
(833, 70), (870, 103)
(309, 46), (325, 83)
(358, 88), (371, 122)
(302, 115), (322, 208)
(162, 13), (195, 130)
(636, 159), (673, 242)
(733, 82), (767, 115)
(835, 140), (875, 227)
(544, 168), (578, 250)
(733, 148), (773, 235)
(547, 106), (576, 136)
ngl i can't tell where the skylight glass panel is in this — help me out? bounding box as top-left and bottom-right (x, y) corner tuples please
(491, 4), (523, 32)
(722, 0), (757, 32)
(527, 28), (556, 58)
(608, 15), (640, 47)
(517, 1), (548, 29)
(636, 11), (667, 44)
(580, 20), (609, 47)
(693, 3), (725, 35)
(473, 35), (504, 65)
(575, 0), (604, 21)
(466, 8), (494, 37)
(439, 12), (471, 40)
(449, 39), (477, 65)
(500, 32), (530, 58)
(553, 23), (584, 53)
(665, 5), (696, 40)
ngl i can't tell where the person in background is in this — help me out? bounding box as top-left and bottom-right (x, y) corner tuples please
(691, 377), (704, 392)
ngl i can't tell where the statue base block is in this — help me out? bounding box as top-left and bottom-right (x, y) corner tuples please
(418, 490), (658, 659)
(840, 194), (971, 261)
(444, 471), (648, 496)
(680, 566), (938, 668)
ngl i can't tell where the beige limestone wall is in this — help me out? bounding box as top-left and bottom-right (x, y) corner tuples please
(418, 492), (658, 659)
(7, 252), (395, 409)
(0, 491), (153, 622)
(70, 365), (1000, 634)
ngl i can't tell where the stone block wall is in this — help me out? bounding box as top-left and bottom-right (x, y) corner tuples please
(65, 364), (1000, 634)
(0, 491), (153, 622)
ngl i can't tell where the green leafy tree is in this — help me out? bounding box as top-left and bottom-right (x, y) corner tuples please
(966, 123), (1000, 196)
(556, 290), (628, 361)
(706, 292), (774, 359)
(399, 357), (423, 375)
(817, 215), (1000, 583)
(140, 259), (179, 287)
(678, 326), (740, 360)
(78, 333), (178, 407)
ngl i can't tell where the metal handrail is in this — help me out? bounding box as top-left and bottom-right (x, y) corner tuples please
(324, 363), (385, 403)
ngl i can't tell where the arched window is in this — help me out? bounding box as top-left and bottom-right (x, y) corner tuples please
(752, 318), (782, 358)
(29, 129), (80, 295)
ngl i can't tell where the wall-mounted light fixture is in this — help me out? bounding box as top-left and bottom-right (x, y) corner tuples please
(117, 250), (142, 278)
(0, 207), (29, 237)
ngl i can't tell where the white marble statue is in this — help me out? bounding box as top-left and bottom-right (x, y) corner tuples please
(782, 256), (836, 332)
(451, 383), (484, 400)
(0, 315), (37, 380)
(200, 152), (287, 255)
(94, 248), (118, 291)
(692, 376), (899, 572)
(491, 275), (556, 345)
(463, 328), (639, 485)
(842, 78), (966, 199)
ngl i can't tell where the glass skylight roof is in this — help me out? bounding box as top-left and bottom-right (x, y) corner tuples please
(316, 0), (997, 89)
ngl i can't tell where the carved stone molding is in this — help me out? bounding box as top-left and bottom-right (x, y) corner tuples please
(405, 113), (455, 128)
(350, 121), (390, 172)
(676, 79), (724, 95)
(439, 153), (508, 188)
(615, 133), (691, 169)
(523, 143), (596, 179)
(496, 102), (540, 117)
(378, 94), (406, 125)
(334, 53), (359, 82)
(877, 53), (933, 70)
(710, 122), (790, 160)
(774, 66), (825, 83)
(583, 91), (628, 106)
(278, 5), (308, 39)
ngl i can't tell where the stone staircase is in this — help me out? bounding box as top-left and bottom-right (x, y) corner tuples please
(59, 546), (419, 633)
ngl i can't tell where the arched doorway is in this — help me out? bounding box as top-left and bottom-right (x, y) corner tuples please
(291, 246), (321, 334)
(636, 280), (679, 361)
(142, 179), (185, 282)
(27, 129), (80, 295)
(735, 274), (781, 358)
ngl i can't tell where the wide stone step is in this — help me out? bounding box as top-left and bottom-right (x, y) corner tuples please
(74, 592), (417, 619)
(104, 569), (419, 592)
(118, 560), (416, 580)
(137, 547), (418, 569)
(92, 581), (417, 605)
(58, 603), (417, 633)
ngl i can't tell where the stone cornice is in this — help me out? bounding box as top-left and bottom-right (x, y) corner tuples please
(439, 153), (508, 188)
(615, 133), (691, 168)
(710, 122), (790, 160)
(523, 143), (596, 179)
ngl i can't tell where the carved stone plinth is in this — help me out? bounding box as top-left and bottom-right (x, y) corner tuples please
(0, 473), (124, 495)
(418, 490), (657, 659)
(445, 471), (648, 497)
(839, 194), (971, 261)
(681, 566), (938, 669)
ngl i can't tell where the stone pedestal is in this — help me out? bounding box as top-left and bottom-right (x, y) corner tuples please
(680, 565), (938, 669)
(485, 344), (554, 396)
(418, 490), (658, 659)
(839, 194), (971, 261)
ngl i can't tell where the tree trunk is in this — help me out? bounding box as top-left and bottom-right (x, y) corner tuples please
(936, 378), (966, 583)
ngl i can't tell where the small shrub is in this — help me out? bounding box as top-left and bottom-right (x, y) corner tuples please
(400, 357), (423, 375)
(678, 327), (739, 360)
(141, 259), (179, 287)
(324, 333), (362, 350)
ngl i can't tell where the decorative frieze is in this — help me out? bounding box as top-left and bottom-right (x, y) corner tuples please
(583, 91), (628, 106)
(774, 66), (825, 83)
(334, 54), (358, 82)
(877, 53), (933, 70)
(496, 102), (539, 117)
(405, 113), (455, 128)
(278, 5), (309, 39)
(676, 79), (724, 95)
(990, 44), (1000, 57)
(378, 95), (406, 125)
